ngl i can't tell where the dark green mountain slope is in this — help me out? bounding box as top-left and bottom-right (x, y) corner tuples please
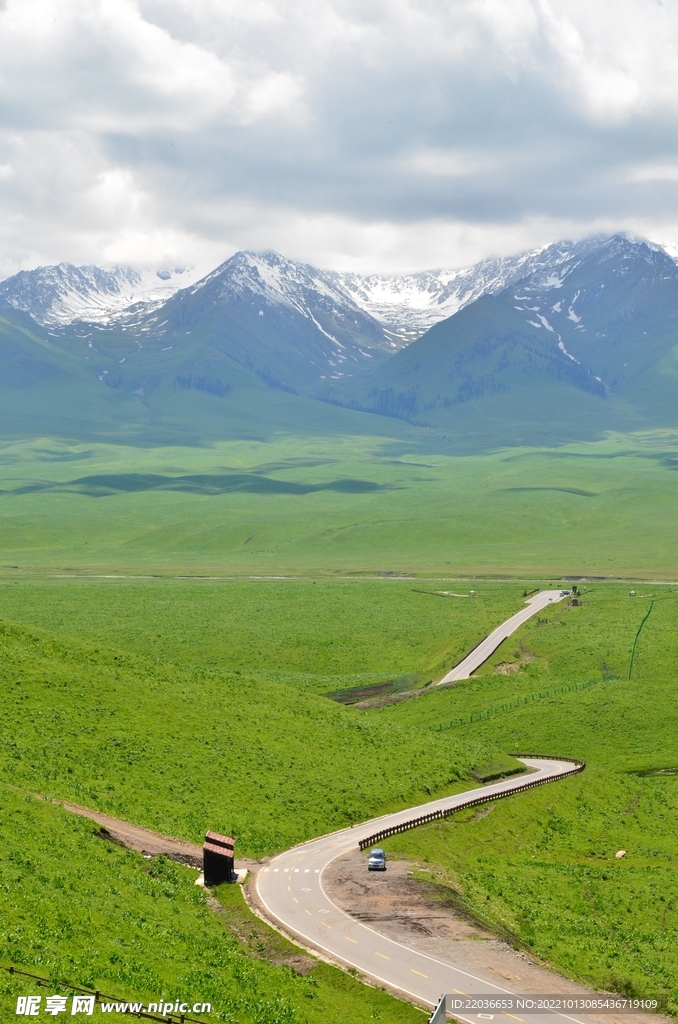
(48, 250), (394, 401)
(0, 299), (414, 444)
(0, 304), (133, 438)
(335, 236), (678, 446)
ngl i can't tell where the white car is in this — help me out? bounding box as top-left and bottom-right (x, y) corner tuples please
(368, 848), (386, 871)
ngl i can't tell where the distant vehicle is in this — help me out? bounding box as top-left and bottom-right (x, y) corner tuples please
(368, 848), (386, 871)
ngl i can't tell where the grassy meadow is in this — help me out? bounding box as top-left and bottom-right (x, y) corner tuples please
(377, 586), (678, 1007)
(0, 786), (420, 1024)
(0, 577), (523, 693)
(0, 429), (678, 576)
(2, 426), (678, 1018)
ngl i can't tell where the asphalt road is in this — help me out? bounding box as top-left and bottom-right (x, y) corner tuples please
(256, 757), (589, 1024)
(440, 590), (568, 683)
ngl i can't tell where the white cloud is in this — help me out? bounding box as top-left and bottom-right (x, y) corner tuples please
(1, 0), (678, 276)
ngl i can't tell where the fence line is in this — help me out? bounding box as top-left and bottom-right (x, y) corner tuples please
(0, 965), (209, 1023)
(358, 756), (585, 850)
(628, 601), (654, 680)
(430, 677), (613, 733)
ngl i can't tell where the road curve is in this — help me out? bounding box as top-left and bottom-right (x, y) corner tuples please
(256, 758), (586, 1023)
(440, 590), (568, 683)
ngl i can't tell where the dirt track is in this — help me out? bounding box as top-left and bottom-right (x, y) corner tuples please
(46, 797), (262, 872)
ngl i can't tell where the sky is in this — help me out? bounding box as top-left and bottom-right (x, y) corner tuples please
(1, 0), (678, 276)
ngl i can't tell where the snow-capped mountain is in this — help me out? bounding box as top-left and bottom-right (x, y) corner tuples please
(179, 248), (395, 353)
(347, 233), (678, 434)
(137, 249), (394, 392)
(0, 262), (202, 326)
(330, 236), (611, 343)
(3, 234), (674, 347)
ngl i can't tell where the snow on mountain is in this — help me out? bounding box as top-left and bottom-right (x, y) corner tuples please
(3, 235), (674, 347)
(0, 263), (203, 326)
(329, 237), (613, 343)
(182, 249), (394, 354)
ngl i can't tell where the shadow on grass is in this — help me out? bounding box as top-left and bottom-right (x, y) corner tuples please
(501, 486), (598, 497)
(8, 472), (396, 497)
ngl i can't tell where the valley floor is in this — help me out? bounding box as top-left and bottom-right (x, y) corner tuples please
(2, 427), (678, 1019)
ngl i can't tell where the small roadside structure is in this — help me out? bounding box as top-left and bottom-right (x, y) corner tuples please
(203, 830), (235, 885)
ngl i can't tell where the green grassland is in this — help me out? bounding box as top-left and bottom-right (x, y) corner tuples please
(376, 587), (678, 1007)
(0, 616), (513, 855)
(0, 786), (421, 1024)
(0, 429), (678, 576)
(2, 426), (678, 1018)
(0, 577), (523, 693)
(1, 577), (678, 1015)
(0, 586), (523, 1020)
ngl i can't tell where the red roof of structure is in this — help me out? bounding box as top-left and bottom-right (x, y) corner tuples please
(205, 830), (235, 849)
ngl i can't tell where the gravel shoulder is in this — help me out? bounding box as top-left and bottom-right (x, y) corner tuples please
(323, 849), (667, 1024)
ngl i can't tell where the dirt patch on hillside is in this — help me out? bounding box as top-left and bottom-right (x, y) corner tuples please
(45, 796), (260, 872)
(495, 661), (520, 674)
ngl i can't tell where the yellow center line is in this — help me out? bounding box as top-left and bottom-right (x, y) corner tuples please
(345, 936), (358, 944)
(287, 886), (290, 892)
(453, 990), (467, 996)
(304, 909), (312, 916)
(411, 969), (428, 978)
(293, 897), (299, 903)
(375, 952), (390, 960)
(505, 1015), (524, 1021)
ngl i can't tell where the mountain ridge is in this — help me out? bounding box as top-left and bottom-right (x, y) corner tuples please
(1, 234), (677, 451)
(6, 235), (668, 341)
(334, 234), (678, 447)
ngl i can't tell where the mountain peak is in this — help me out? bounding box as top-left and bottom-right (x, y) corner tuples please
(0, 262), (200, 326)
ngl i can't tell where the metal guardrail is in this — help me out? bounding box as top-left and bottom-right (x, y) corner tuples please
(1, 965), (210, 1023)
(358, 756), (585, 850)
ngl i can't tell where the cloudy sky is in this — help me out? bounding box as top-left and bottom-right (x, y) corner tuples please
(1, 0), (678, 276)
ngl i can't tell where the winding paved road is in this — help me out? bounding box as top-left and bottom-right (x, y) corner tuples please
(257, 758), (585, 1022)
(256, 591), (591, 1023)
(440, 590), (568, 683)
